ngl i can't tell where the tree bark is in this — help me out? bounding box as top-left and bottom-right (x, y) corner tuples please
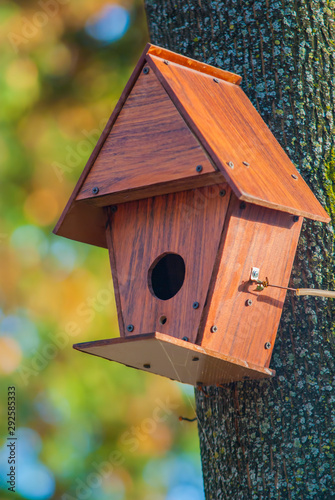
(145, 1), (335, 498)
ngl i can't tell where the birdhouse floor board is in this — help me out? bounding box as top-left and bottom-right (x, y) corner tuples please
(73, 333), (275, 386)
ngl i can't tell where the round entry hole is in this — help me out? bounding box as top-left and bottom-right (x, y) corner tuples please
(149, 253), (185, 301)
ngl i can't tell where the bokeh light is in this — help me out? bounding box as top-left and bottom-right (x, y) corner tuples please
(85, 4), (130, 44)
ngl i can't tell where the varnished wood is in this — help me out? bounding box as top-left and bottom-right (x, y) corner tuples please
(147, 45), (242, 85)
(77, 69), (216, 202)
(147, 54), (330, 223)
(107, 184), (231, 343)
(81, 172), (226, 207)
(73, 332), (275, 386)
(199, 194), (303, 367)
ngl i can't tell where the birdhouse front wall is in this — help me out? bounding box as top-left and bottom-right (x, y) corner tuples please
(105, 183), (231, 342)
(199, 194), (303, 368)
(76, 68), (219, 207)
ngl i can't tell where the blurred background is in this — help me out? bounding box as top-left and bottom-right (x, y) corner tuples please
(0, 1), (204, 498)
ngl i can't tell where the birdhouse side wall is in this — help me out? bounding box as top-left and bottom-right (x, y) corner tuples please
(198, 195), (303, 368)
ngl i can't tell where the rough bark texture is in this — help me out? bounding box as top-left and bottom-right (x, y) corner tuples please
(145, 1), (335, 498)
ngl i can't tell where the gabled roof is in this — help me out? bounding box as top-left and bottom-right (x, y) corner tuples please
(54, 43), (330, 248)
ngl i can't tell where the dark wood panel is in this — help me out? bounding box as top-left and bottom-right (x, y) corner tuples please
(73, 332), (275, 386)
(199, 194), (303, 368)
(148, 54), (330, 223)
(107, 184), (231, 344)
(81, 172), (226, 207)
(77, 69), (215, 201)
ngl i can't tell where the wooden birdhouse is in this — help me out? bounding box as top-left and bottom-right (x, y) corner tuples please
(54, 44), (330, 386)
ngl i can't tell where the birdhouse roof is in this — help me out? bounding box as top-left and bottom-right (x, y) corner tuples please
(54, 44), (330, 248)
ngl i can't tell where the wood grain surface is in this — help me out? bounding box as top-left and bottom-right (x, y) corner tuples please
(77, 68), (216, 201)
(199, 194), (303, 368)
(147, 54), (330, 223)
(73, 332), (275, 386)
(147, 45), (242, 85)
(106, 184), (231, 341)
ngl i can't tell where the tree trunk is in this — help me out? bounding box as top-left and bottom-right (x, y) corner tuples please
(145, 1), (335, 498)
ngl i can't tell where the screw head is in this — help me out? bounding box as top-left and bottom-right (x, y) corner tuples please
(219, 189), (226, 197)
(211, 325), (218, 333)
(293, 215), (299, 222)
(111, 205), (118, 213)
(143, 67), (149, 74)
(240, 201), (246, 209)
(192, 302), (199, 309)
(182, 336), (189, 342)
(143, 363), (151, 369)
(246, 299), (253, 306)
(126, 324), (134, 332)
(164, 60), (169, 65)
(264, 342), (271, 350)
(196, 165), (203, 173)
(243, 161), (250, 166)
(291, 174), (298, 180)
(92, 187), (99, 195)
(213, 78), (219, 83)
(228, 161), (234, 169)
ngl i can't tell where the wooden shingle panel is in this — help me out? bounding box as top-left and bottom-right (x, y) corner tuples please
(147, 54), (330, 223)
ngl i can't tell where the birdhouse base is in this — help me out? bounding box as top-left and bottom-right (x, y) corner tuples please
(73, 332), (275, 386)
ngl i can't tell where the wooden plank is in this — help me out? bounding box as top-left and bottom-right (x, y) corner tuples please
(199, 194), (303, 367)
(147, 45), (242, 85)
(107, 184), (231, 344)
(147, 55), (330, 223)
(76, 68), (216, 202)
(73, 332), (275, 386)
(80, 172), (226, 207)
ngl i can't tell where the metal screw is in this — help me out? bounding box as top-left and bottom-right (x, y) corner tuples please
(219, 189), (226, 197)
(228, 161), (234, 169)
(192, 357), (199, 361)
(291, 174), (298, 180)
(111, 205), (118, 213)
(143, 363), (151, 369)
(182, 336), (189, 342)
(243, 161), (250, 166)
(211, 325), (218, 333)
(293, 215), (299, 222)
(246, 299), (253, 306)
(196, 165), (203, 173)
(92, 187), (99, 195)
(240, 201), (246, 209)
(213, 78), (219, 83)
(126, 324), (134, 332)
(164, 60), (169, 65)
(143, 67), (149, 74)
(264, 342), (271, 350)
(192, 302), (199, 309)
